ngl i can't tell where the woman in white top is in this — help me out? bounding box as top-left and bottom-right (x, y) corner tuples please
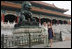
(41, 22), (49, 47)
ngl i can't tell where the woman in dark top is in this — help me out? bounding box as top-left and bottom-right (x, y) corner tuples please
(48, 22), (55, 47)
(48, 28), (53, 39)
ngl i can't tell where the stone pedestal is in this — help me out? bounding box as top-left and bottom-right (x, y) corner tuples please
(13, 26), (42, 47)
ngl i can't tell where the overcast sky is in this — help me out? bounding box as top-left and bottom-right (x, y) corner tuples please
(42, 1), (71, 15)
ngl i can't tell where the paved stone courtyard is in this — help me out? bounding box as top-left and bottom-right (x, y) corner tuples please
(23, 40), (71, 48)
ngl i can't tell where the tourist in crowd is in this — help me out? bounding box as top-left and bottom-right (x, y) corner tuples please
(41, 22), (49, 47)
(47, 22), (55, 47)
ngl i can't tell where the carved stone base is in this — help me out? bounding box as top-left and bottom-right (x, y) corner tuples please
(13, 26), (42, 34)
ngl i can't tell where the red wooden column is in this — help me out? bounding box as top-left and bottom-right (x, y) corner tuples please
(50, 16), (52, 25)
(57, 20), (59, 24)
(39, 17), (41, 24)
(17, 16), (19, 24)
(63, 21), (64, 24)
(39, 16), (42, 26)
(2, 13), (5, 24)
(51, 20), (52, 25)
(69, 21), (71, 24)
(67, 21), (69, 24)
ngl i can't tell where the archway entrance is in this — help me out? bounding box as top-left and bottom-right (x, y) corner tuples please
(4, 14), (17, 23)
